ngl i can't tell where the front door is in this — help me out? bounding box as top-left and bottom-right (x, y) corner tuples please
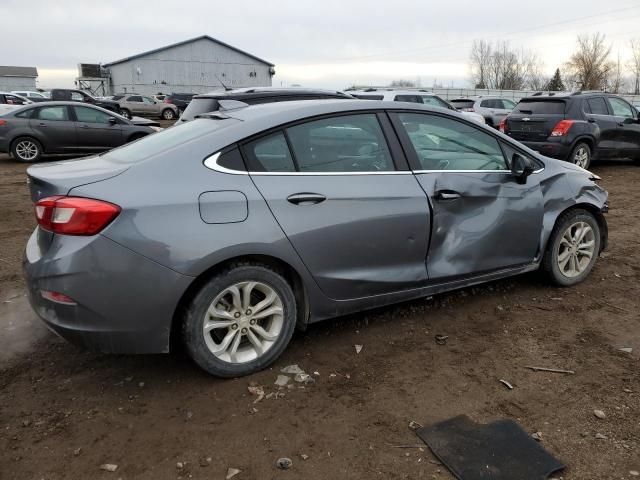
(606, 96), (640, 159)
(391, 111), (544, 280)
(245, 113), (431, 300)
(72, 106), (122, 151)
(29, 105), (77, 153)
(584, 96), (619, 158)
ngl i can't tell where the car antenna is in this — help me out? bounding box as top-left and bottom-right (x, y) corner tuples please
(215, 75), (233, 92)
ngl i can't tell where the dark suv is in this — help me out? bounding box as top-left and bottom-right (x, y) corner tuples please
(49, 89), (121, 114)
(164, 93), (195, 113)
(178, 88), (353, 123)
(502, 92), (640, 169)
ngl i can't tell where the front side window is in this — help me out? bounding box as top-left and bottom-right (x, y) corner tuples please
(286, 114), (395, 172)
(74, 106), (112, 124)
(244, 132), (296, 172)
(397, 113), (507, 171)
(37, 106), (69, 121)
(5, 95), (25, 105)
(608, 97), (634, 118)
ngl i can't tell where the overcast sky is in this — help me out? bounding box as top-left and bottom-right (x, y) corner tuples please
(3, 0), (640, 89)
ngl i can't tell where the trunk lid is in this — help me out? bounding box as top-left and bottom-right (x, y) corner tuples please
(506, 98), (567, 142)
(26, 155), (129, 202)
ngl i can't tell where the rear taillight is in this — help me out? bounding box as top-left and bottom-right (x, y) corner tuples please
(35, 196), (120, 235)
(550, 120), (574, 137)
(0, 119), (7, 126)
(164, 98), (172, 103)
(499, 118), (507, 133)
(40, 290), (77, 305)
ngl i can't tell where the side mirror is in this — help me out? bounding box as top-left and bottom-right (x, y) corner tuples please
(108, 117), (117, 125)
(511, 153), (534, 184)
(623, 116), (635, 125)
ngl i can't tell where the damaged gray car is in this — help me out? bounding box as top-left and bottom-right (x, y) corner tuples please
(23, 100), (608, 377)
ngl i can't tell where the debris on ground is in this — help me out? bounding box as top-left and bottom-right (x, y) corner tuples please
(176, 462), (184, 469)
(435, 335), (449, 345)
(499, 379), (514, 390)
(629, 470), (639, 476)
(99, 464), (118, 472)
(525, 366), (575, 374)
(355, 344), (363, 354)
(247, 385), (265, 403)
(274, 375), (290, 387)
(281, 364), (304, 375)
(593, 409), (606, 419)
(595, 433), (607, 440)
(408, 420), (423, 431)
(531, 432), (543, 441)
(300, 454), (309, 460)
(226, 467), (242, 479)
(276, 457), (292, 470)
(619, 347), (633, 353)
(73, 448), (82, 456)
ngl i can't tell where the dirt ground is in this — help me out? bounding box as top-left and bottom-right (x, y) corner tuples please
(0, 152), (638, 480)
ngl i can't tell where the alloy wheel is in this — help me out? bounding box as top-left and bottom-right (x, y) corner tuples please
(202, 281), (284, 364)
(162, 109), (175, 120)
(15, 140), (39, 161)
(572, 146), (589, 168)
(557, 221), (596, 278)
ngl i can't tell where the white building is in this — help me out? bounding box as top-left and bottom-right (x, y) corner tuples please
(0, 66), (38, 91)
(103, 35), (275, 96)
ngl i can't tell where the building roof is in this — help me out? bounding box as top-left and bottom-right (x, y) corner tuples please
(0, 66), (38, 78)
(103, 35), (274, 68)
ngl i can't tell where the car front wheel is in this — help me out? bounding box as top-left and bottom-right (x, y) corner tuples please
(161, 108), (175, 120)
(570, 142), (591, 169)
(543, 209), (601, 286)
(182, 263), (297, 377)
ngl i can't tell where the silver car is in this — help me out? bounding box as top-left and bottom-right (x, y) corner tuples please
(450, 96), (516, 128)
(24, 100), (608, 377)
(117, 94), (179, 120)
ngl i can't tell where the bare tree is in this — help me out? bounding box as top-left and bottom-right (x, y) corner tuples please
(565, 33), (613, 90)
(469, 39), (492, 88)
(608, 53), (625, 93)
(628, 39), (640, 94)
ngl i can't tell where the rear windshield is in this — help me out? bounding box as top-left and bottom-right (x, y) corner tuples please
(450, 99), (474, 109)
(180, 98), (220, 122)
(516, 100), (566, 114)
(101, 118), (230, 164)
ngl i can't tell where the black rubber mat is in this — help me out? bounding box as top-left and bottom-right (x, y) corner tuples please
(416, 415), (565, 480)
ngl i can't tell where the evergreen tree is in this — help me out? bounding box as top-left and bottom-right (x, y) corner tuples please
(547, 68), (565, 91)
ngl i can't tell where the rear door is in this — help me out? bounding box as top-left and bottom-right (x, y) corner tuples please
(583, 97), (618, 158)
(245, 112), (431, 300)
(125, 96), (144, 115)
(507, 99), (567, 143)
(29, 105), (76, 153)
(606, 96), (640, 158)
(391, 111), (543, 280)
(72, 105), (122, 151)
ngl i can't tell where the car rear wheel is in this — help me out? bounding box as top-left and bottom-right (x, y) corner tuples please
(120, 109), (131, 120)
(11, 137), (42, 162)
(161, 108), (175, 120)
(570, 142), (591, 169)
(543, 209), (600, 286)
(182, 263), (297, 377)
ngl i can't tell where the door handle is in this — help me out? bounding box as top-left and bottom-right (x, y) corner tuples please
(287, 193), (326, 205)
(617, 122), (625, 127)
(38, 123), (47, 127)
(79, 124), (90, 129)
(434, 190), (461, 200)
(587, 118), (596, 123)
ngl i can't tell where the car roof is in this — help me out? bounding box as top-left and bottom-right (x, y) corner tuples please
(3, 101), (123, 116)
(193, 87), (352, 99)
(347, 88), (436, 95)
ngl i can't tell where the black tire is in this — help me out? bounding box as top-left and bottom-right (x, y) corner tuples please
(543, 209), (601, 287)
(182, 263), (297, 377)
(11, 137), (43, 163)
(120, 108), (131, 120)
(161, 108), (175, 120)
(569, 141), (591, 169)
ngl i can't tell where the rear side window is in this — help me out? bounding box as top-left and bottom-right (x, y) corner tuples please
(286, 114), (395, 172)
(37, 106), (69, 121)
(515, 100), (565, 114)
(608, 97), (634, 118)
(15, 108), (34, 118)
(74, 106), (112, 124)
(128, 96), (143, 102)
(394, 95), (421, 103)
(396, 112), (507, 171)
(353, 94), (384, 100)
(244, 132), (296, 172)
(450, 100), (475, 110)
(586, 97), (609, 115)
(502, 99), (516, 109)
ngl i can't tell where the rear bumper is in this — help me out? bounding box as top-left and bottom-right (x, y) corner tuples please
(23, 229), (193, 354)
(519, 140), (572, 160)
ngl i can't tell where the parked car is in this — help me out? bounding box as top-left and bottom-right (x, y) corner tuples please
(164, 93), (195, 113)
(0, 102), (158, 162)
(49, 89), (121, 114)
(23, 99), (608, 377)
(0, 92), (31, 105)
(349, 88), (486, 124)
(501, 92), (640, 169)
(116, 94), (179, 120)
(450, 96), (516, 127)
(11, 91), (49, 102)
(179, 87), (353, 123)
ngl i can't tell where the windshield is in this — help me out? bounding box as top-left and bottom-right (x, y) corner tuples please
(450, 99), (475, 109)
(102, 118), (232, 164)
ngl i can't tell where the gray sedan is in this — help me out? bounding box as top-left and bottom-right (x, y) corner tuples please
(0, 102), (158, 162)
(117, 95), (179, 120)
(23, 100), (608, 377)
